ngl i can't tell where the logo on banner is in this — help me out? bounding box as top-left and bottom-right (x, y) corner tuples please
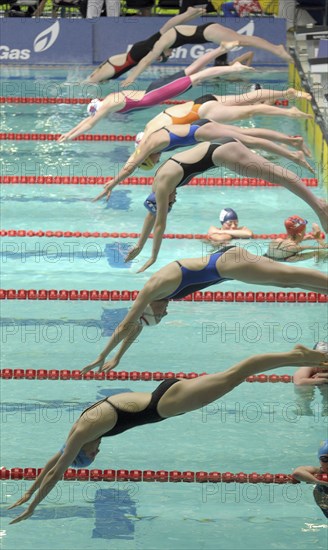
(33, 21), (60, 53)
(0, 21), (60, 60)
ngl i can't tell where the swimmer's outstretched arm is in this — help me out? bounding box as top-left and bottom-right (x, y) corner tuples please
(58, 114), (100, 142)
(137, 187), (169, 273)
(8, 432), (88, 524)
(125, 213), (156, 262)
(207, 226), (253, 242)
(292, 466), (328, 485)
(94, 135), (162, 202)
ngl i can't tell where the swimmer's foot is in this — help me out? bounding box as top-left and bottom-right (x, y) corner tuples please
(287, 88), (312, 101)
(294, 151), (315, 174)
(288, 107), (313, 120)
(293, 344), (328, 366)
(314, 198), (328, 233)
(290, 136), (312, 158)
(276, 44), (293, 63)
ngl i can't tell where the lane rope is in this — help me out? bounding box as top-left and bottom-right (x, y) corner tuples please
(3, 229), (322, 240)
(0, 369), (294, 383)
(0, 468), (312, 483)
(0, 289), (326, 302)
(0, 175), (318, 187)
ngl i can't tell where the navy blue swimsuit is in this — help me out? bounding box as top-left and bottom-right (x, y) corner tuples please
(161, 119), (210, 152)
(167, 246), (234, 300)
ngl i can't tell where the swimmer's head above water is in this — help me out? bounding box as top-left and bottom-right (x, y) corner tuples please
(318, 439), (328, 462)
(220, 208), (238, 229)
(284, 215), (307, 237)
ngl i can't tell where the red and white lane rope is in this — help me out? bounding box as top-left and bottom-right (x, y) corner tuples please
(0, 289), (326, 302)
(1, 467), (315, 483)
(0, 175), (318, 187)
(0, 369), (294, 383)
(4, 229), (320, 240)
(0, 96), (289, 106)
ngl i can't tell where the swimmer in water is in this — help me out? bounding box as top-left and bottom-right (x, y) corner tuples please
(265, 216), (327, 263)
(8, 345), (328, 523)
(207, 208), (253, 244)
(293, 342), (328, 416)
(293, 439), (328, 518)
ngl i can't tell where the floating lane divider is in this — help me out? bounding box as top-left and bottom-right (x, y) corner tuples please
(0, 368), (295, 383)
(0, 175), (318, 187)
(0, 289), (326, 302)
(4, 229), (322, 240)
(1, 468), (318, 483)
(0, 97), (289, 107)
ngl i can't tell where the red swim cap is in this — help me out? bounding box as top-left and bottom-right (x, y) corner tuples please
(284, 215), (307, 236)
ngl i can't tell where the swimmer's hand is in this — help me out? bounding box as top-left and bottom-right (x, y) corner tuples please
(231, 62), (256, 73)
(81, 355), (106, 374)
(92, 180), (115, 202)
(125, 245), (141, 262)
(99, 357), (120, 373)
(9, 506), (35, 525)
(120, 77), (135, 88)
(8, 492), (33, 510)
(137, 257), (155, 273)
(57, 133), (70, 143)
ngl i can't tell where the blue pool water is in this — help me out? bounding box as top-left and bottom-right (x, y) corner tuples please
(0, 66), (327, 549)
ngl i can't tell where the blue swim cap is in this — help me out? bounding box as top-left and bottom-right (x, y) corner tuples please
(60, 445), (95, 468)
(219, 208), (238, 225)
(318, 440), (328, 459)
(144, 192), (173, 216)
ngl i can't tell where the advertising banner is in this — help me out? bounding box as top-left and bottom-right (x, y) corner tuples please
(0, 19), (93, 64)
(0, 16), (286, 66)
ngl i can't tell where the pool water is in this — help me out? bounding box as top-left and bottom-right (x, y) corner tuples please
(0, 66), (327, 550)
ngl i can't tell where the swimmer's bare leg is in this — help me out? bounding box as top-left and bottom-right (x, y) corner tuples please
(162, 346), (327, 415)
(213, 141), (327, 231)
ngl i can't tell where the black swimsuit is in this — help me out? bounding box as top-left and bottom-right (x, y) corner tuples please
(172, 23), (213, 48)
(81, 379), (181, 437)
(159, 140), (236, 188)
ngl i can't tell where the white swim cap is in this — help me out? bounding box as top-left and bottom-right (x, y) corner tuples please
(87, 98), (102, 116)
(314, 341), (328, 353)
(134, 131), (144, 149)
(139, 304), (158, 327)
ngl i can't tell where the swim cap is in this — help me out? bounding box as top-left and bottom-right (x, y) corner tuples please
(250, 83), (262, 91)
(318, 440), (328, 459)
(159, 52), (170, 63)
(134, 132), (144, 149)
(87, 98), (101, 117)
(139, 304), (158, 326)
(284, 215), (307, 236)
(313, 341), (328, 353)
(220, 208), (238, 225)
(60, 445), (95, 468)
(144, 192), (173, 216)
(140, 157), (156, 171)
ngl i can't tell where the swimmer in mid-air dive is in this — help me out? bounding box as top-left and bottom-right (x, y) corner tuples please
(8, 345), (328, 524)
(141, 88), (313, 139)
(78, 246), (328, 371)
(94, 118), (314, 203)
(101, 140), (326, 272)
(293, 439), (328, 518)
(87, 6), (292, 85)
(58, 45), (252, 143)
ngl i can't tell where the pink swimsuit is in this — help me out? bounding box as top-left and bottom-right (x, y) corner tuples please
(118, 76), (192, 114)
